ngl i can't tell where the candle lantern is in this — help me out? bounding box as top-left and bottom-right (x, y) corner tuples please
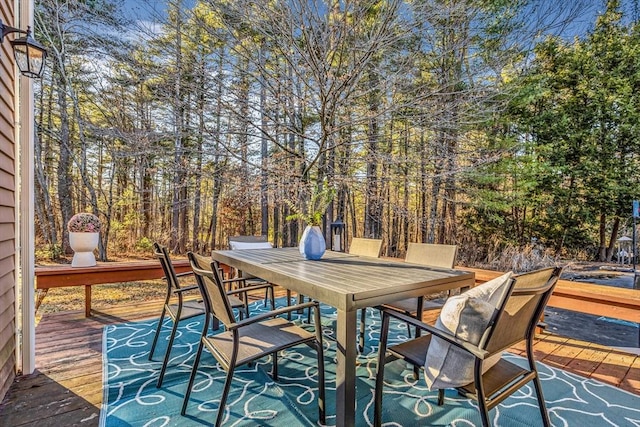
(330, 219), (345, 252)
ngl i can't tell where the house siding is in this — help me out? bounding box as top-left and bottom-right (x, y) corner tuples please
(0, 0), (17, 402)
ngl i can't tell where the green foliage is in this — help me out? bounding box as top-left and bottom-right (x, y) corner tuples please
(35, 0), (636, 264)
(466, 0), (640, 258)
(35, 244), (63, 261)
(135, 237), (154, 252)
(285, 184), (336, 227)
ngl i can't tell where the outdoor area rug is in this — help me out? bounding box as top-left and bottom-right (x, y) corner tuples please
(101, 297), (640, 426)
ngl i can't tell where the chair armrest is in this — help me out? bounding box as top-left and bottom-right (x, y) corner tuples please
(227, 301), (319, 330)
(173, 285), (199, 294)
(162, 271), (194, 281)
(223, 277), (271, 288)
(380, 308), (488, 359)
(222, 277), (246, 286)
(225, 281), (273, 295)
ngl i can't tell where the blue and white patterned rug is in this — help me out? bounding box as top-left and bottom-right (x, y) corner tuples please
(101, 298), (640, 426)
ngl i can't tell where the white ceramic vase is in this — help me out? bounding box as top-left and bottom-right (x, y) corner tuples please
(69, 232), (99, 267)
(299, 225), (326, 260)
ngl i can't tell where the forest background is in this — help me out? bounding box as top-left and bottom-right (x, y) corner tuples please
(32, 0), (640, 271)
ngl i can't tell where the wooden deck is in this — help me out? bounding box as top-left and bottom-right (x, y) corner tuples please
(0, 292), (638, 426)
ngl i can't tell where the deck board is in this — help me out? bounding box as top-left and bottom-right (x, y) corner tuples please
(0, 291), (638, 426)
(592, 350), (635, 387)
(622, 356), (640, 394)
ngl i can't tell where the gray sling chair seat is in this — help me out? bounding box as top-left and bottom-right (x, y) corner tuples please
(150, 243), (272, 388)
(182, 252), (326, 426)
(374, 266), (562, 427)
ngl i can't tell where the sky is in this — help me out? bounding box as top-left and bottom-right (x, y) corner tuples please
(120, 0), (639, 42)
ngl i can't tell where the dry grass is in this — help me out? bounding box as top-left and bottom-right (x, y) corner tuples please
(474, 243), (559, 273)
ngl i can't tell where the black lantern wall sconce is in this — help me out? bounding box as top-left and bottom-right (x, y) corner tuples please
(1, 20), (47, 78)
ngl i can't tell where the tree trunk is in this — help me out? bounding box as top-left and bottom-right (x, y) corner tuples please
(192, 54), (206, 252)
(364, 66), (382, 239)
(605, 216), (620, 262)
(56, 78), (73, 255)
(259, 44), (269, 236)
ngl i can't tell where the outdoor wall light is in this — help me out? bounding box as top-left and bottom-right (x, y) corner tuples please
(1, 20), (47, 78)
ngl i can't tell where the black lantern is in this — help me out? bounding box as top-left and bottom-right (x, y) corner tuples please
(1, 21), (47, 78)
(330, 219), (345, 252)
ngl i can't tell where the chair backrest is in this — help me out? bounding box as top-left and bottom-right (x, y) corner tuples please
(229, 235), (272, 250)
(405, 243), (457, 269)
(188, 252), (236, 327)
(153, 242), (182, 290)
(349, 238), (382, 257)
(227, 236), (272, 279)
(483, 267), (562, 355)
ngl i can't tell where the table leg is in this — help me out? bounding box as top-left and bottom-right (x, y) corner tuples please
(85, 285), (91, 317)
(335, 308), (357, 427)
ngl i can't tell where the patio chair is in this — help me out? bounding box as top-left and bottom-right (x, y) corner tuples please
(228, 234), (270, 245)
(349, 237), (383, 258)
(182, 252), (326, 426)
(229, 235), (306, 319)
(149, 243), (205, 386)
(387, 244), (458, 329)
(189, 252), (277, 325)
(374, 266), (562, 427)
(359, 242), (457, 353)
(151, 245), (268, 388)
(227, 235), (276, 311)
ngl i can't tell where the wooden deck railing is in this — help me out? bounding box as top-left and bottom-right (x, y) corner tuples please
(463, 267), (640, 324)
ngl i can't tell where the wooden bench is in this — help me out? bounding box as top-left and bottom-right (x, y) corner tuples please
(35, 260), (192, 317)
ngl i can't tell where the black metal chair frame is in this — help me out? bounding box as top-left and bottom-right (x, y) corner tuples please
(374, 267), (562, 427)
(182, 252), (326, 426)
(149, 243), (204, 388)
(150, 244), (275, 388)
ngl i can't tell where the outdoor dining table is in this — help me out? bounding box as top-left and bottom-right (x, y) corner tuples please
(211, 247), (475, 427)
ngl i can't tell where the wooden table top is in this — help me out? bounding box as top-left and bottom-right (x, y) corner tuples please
(212, 247), (475, 311)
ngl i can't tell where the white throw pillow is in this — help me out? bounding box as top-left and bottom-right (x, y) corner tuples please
(424, 271), (514, 390)
(229, 241), (273, 250)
